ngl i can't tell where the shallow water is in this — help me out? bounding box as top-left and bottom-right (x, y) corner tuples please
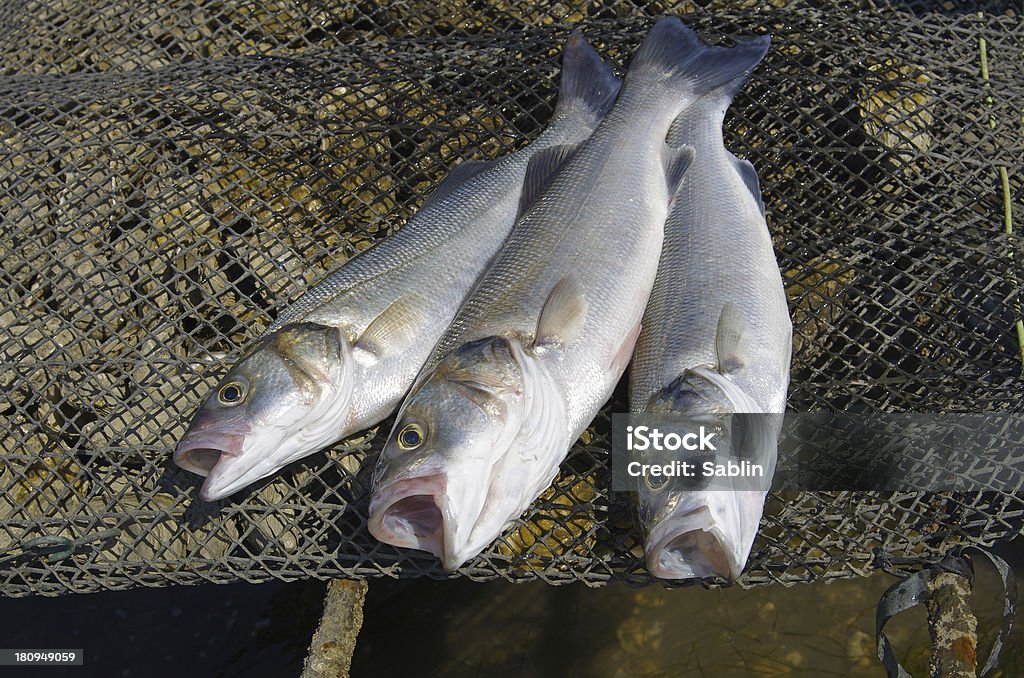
(354, 563), (1016, 678)
(1, 541), (1020, 677)
(0, 577), (324, 677)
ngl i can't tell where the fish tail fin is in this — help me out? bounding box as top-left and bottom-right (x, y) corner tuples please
(626, 18), (770, 103)
(552, 30), (622, 125)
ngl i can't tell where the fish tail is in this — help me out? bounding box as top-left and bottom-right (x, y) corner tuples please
(627, 18), (770, 103)
(552, 30), (622, 125)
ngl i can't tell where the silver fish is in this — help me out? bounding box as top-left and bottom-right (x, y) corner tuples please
(368, 18), (773, 570)
(173, 33), (622, 501)
(628, 41), (790, 580)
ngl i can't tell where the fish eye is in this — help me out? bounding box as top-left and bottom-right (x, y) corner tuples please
(645, 474), (669, 491)
(217, 381), (246, 406)
(397, 422), (426, 450)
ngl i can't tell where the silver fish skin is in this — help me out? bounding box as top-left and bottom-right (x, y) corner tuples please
(369, 18), (773, 571)
(628, 52), (792, 581)
(173, 33), (622, 501)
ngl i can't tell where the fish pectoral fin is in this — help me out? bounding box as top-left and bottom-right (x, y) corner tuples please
(419, 159), (497, 212)
(354, 296), (422, 361)
(730, 154), (766, 216)
(611, 319), (642, 375)
(518, 143), (578, 218)
(715, 302), (751, 375)
(535, 275), (587, 348)
(663, 143), (695, 197)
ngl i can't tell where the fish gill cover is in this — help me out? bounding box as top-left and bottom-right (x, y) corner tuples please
(0, 0), (1022, 595)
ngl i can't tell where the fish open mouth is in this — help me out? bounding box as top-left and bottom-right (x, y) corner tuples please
(368, 475), (448, 561)
(646, 506), (736, 580)
(172, 432), (246, 478)
(649, 528), (732, 580)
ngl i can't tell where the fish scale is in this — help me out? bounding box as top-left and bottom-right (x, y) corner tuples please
(174, 32), (622, 501)
(629, 98), (790, 412)
(431, 107), (671, 430)
(629, 50), (792, 581)
(370, 18), (774, 571)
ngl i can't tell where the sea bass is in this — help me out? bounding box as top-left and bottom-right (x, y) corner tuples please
(173, 33), (622, 501)
(368, 18), (772, 571)
(628, 43), (791, 580)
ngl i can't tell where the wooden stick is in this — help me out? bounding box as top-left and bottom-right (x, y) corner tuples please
(301, 579), (369, 678)
(926, 571), (978, 678)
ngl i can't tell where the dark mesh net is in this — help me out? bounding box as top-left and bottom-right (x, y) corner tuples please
(1, 0), (1021, 596)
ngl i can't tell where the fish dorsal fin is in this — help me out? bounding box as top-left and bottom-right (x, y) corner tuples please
(518, 143), (577, 218)
(354, 296), (421, 361)
(663, 143), (695, 197)
(730, 154), (766, 216)
(715, 302), (750, 375)
(536, 276), (587, 348)
(419, 159), (496, 212)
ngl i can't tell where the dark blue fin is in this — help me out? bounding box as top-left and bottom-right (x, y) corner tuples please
(553, 30), (622, 124)
(420, 159), (496, 211)
(518, 143), (577, 217)
(627, 18), (770, 101)
(730, 154), (766, 216)
(664, 143), (695, 197)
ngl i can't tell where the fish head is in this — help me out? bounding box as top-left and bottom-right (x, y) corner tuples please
(174, 322), (352, 501)
(638, 368), (775, 581)
(369, 336), (527, 571)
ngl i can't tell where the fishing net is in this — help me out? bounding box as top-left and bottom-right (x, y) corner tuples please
(1, 0), (1021, 597)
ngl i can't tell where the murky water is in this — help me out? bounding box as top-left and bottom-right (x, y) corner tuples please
(1, 542), (1019, 677)
(354, 562), (1017, 678)
(0, 578), (324, 677)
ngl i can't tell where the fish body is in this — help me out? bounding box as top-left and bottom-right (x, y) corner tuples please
(174, 34), (621, 501)
(369, 18), (772, 570)
(628, 50), (791, 580)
